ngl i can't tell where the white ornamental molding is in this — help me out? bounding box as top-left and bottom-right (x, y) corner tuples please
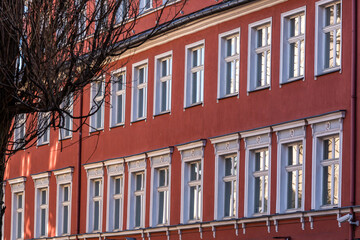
(8, 177), (26, 193)
(148, 147), (173, 168)
(210, 133), (240, 155)
(31, 172), (51, 188)
(84, 162), (104, 179)
(53, 167), (74, 185)
(177, 140), (206, 162)
(125, 153), (146, 172)
(104, 158), (125, 176)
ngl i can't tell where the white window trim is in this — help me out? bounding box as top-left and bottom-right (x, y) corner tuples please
(37, 112), (50, 146)
(104, 158), (125, 231)
(148, 148), (173, 227)
(247, 17), (272, 93)
(279, 6), (306, 85)
(84, 162), (104, 233)
(125, 154), (147, 229)
(314, 0), (342, 76)
(273, 120), (306, 213)
(184, 40), (205, 108)
(177, 140), (206, 223)
(154, 51), (173, 116)
(210, 133), (240, 220)
(308, 111), (344, 210)
(131, 59), (148, 122)
(217, 28), (240, 99)
(9, 177), (26, 240)
(53, 167), (74, 236)
(242, 128), (271, 217)
(31, 172), (51, 238)
(90, 77), (105, 132)
(110, 68), (126, 128)
(59, 95), (73, 140)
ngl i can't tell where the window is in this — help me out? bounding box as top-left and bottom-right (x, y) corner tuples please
(210, 133), (239, 220)
(37, 112), (50, 146)
(95, 0), (107, 30)
(184, 40), (204, 107)
(14, 114), (26, 149)
(280, 7), (306, 84)
(59, 95), (73, 140)
(111, 69), (126, 127)
(105, 159), (124, 232)
(132, 60), (148, 121)
(76, 0), (87, 39)
(274, 122), (306, 213)
(139, 0), (151, 13)
(177, 140), (205, 223)
(115, 0), (128, 23)
(9, 177), (26, 240)
(154, 52), (172, 115)
(84, 163), (104, 232)
(126, 154), (146, 229)
(149, 148), (172, 227)
(315, 0), (341, 75)
(54, 167), (73, 236)
(90, 79), (105, 131)
(309, 111), (344, 209)
(243, 129), (271, 217)
(247, 18), (272, 92)
(218, 29), (240, 98)
(32, 172), (50, 238)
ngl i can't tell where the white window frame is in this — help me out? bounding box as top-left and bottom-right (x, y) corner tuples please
(9, 177), (26, 240)
(184, 40), (205, 108)
(280, 7), (306, 85)
(243, 128), (271, 217)
(105, 159), (125, 232)
(54, 167), (74, 236)
(309, 111), (344, 210)
(273, 121), (306, 213)
(177, 140), (205, 223)
(31, 172), (51, 238)
(247, 18), (272, 92)
(139, 0), (152, 14)
(59, 95), (73, 140)
(148, 148), (173, 227)
(154, 51), (172, 116)
(218, 28), (240, 99)
(84, 162), (104, 233)
(14, 114), (26, 150)
(131, 60), (148, 122)
(315, 0), (342, 76)
(210, 133), (240, 220)
(37, 112), (50, 146)
(110, 68), (126, 128)
(90, 78), (105, 132)
(126, 154), (147, 229)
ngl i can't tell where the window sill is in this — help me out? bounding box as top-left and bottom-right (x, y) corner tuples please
(131, 117), (146, 124)
(37, 142), (50, 147)
(89, 128), (104, 134)
(59, 136), (72, 141)
(320, 204), (339, 210)
(217, 93), (238, 101)
(315, 67), (341, 78)
(154, 110), (171, 117)
(248, 85), (270, 93)
(184, 102), (203, 110)
(110, 123), (125, 130)
(280, 76), (304, 86)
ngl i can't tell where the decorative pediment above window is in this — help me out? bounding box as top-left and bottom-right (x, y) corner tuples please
(84, 162), (104, 179)
(104, 158), (125, 176)
(31, 172), (51, 188)
(125, 153), (146, 172)
(148, 147), (173, 168)
(53, 167), (74, 184)
(177, 140), (206, 162)
(8, 177), (26, 193)
(210, 133), (240, 154)
(242, 127), (271, 149)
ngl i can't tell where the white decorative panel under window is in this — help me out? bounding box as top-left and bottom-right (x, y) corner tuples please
(54, 167), (73, 236)
(126, 154), (147, 229)
(210, 133), (240, 220)
(308, 111), (344, 210)
(9, 177), (26, 240)
(273, 121), (306, 213)
(315, 0), (342, 75)
(280, 7), (306, 84)
(31, 172), (51, 238)
(105, 159), (125, 231)
(177, 140), (206, 223)
(149, 148), (173, 227)
(84, 162), (104, 233)
(218, 29), (240, 98)
(243, 128), (271, 217)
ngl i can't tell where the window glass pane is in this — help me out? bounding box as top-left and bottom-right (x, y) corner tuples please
(161, 81), (167, 112)
(300, 14), (305, 34)
(114, 198), (120, 229)
(41, 208), (46, 236)
(138, 88), (144, 118)
(189, 186), (195, 220)
(64, 186), (69, 202)
(334, 164), (339, 204)
(63, 205), (68, 234)
(325, 5), (334, 26)
(41, 190), (47, 205)
(255, 152), (261, 171)
(94, 201), (99, 230)
(224, 181), (231, 217)
(254, 177), (262, 213)
(323, 139), (332, 160)
(225, 157), (232, 176)
(161, 60), (168, 77)
(17, 212), (22, 238)
(336, 3), (341, 24)
(117, 74), (124, 91)
(18, 194), (22, 209)
(325, 31), (334, 69)
(334, 136), (340, 158)
(94, 181), (100, 196)
(336, 29), (341, 67)
(257, 28), (263, 47)
(159, 169), (166, 187)
(198, 162), (202, 180)
(300, 40), (305, 76)
(322, 166), (331, 205)
(288, 145), (294, 166)
(299, 144), (303, 164)
(190, 163), (197, 181)
(158, 191), (164, 224)
(192, 72), (198, 104)
(135, 195), (141, 227)
(287, 171), (296, 209)
(267, 26), (271, 45)
(264, 175), (268, 212)
(115, 178), (121, 194)
(117, 95), (123, 123)
(232, 180), (237, 217)
(139, 68), (144, 84)
(197, 185), (202, 219)
(136, 174), (143, 191)
(298, 170), (303, 208)
(192, 49), (198, 67)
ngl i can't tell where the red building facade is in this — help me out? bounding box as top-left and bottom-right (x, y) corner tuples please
(4, 0), (360, 239)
